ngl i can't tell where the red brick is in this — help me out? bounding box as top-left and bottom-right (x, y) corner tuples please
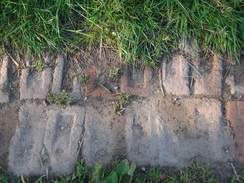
(120, 67), (152, 97)
(226, 101), (244, 164)
(85, 66), (114, 98)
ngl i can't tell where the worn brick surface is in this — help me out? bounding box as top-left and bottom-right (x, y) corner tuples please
(0, 55), (9, 103)
(226, 76), (244, 95)
(85, 66), (114, 98)
(125, 97), (233, 167)
(193, 54), (222, 96)
(226, 101), (244, 164)
(120, 67), (152, 97)
(161, 54), (190, 95)
(8, 102), (85, 176)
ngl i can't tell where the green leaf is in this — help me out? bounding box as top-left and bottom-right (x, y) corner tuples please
(91, 162), (104, 183)
(116, 159), (130, 176)
(104, 171), (118, 183)
(128, 162), (136, 176)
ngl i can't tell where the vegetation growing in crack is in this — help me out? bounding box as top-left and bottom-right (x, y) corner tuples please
(78, 73), (89, 84)
(113, 93), (131, 116)
(109, 67), (122, 80)
(32, 61), (47, 72)
(46, 92), (73, 107)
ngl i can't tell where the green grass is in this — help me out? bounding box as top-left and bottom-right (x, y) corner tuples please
(1, 160), (244, 183)
(0, 0), (243, 65)
(46, 92), (73, 107)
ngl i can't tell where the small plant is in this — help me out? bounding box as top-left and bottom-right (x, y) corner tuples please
(70, 72), (77, 79)
(104, 159), (136, 183)
(147, 168), (163, 183)
(78, 74), (89, 84)
(113, 102), (125, 116)
(109, 67), (122, 80)
(46, 92), (73, 107)
(117, 93), (131, 104)
(113, 93), (131, 116)
(32, 61), (47, 72)
(0, 173), (8, 183)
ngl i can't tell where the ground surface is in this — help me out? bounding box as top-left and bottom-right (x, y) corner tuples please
(0, 46), (243, 180)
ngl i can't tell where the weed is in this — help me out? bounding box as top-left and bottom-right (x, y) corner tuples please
(46, 92), (73, 107)
(1, 160), (243, 182)
(70, 72), (77, 79)
(117, 93), (131, 104)
(32, 61), (47, 72)
(113, 93), (131, 116)
(0, 173), (8, 183)
(109, 67), (122, 80)
(78, 74), (89, 84)
(147, 168), (163, 183)
(113, 102), (125, 116)
(40, 155), (49, 166)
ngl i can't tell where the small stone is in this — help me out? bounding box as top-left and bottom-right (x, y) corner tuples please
(141, 167), (146, 172)
(224, 146), (230, 154)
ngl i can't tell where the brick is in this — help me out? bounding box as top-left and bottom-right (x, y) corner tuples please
(69, 76), (82, 100)
(193, 54), (222, 96)
(8, 102), (85, 176)
(161, 54), (190, 95)
(226, 76), (244, 95)
(52, 55), (64, 93)
(85, 66), (114, 98)
(226, 101), (244, 164)
(120, 67), (152, 97)
(0, 55), (9, 103)
(125, 98), (233, 167)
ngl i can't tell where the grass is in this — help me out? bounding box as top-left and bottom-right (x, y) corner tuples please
(46, 92), (73, 107)
(1, 160), (244, 183)
(0, 0), (243, 65)
(113, 93), (131, 116)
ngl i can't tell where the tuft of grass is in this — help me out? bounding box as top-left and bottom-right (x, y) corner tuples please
(109, 67), (122, 80)
(78, 73), (89, 84)
(46, 92), (73, 107)
(32, 61), (47, 72)
(113, 93), (131, 116)
(0, 0), (243, 64)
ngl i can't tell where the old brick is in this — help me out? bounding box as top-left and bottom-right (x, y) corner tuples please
(0, 55), (9, 103)
(226, 101), (244, 164)
(161, 54), (190, 95)
(193, 54), (222, 96)
(120, 67), (152, 97)
(85, 66), (114, 98)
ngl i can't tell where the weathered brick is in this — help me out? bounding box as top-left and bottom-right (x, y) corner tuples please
(125, 98), (233, 166)
(85, 66), (114, 98)
(0, 55), (9, 103)
(226, 101), (244, 164)
(226, 76), (244, 95)
(8, 102), (85, 175)
(161, 54), (190, 95)
(193, 54), (222, 96)
(120, 67), (152, 97)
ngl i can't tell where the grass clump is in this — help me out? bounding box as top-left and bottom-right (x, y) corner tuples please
(78, 73), (89, 84)
(109, 67), (122, 80)
(46, 92), (73, 107)
(113, 93), (131, 116)
(32, 61), (47, 72)
(0, 0), (243, 64)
